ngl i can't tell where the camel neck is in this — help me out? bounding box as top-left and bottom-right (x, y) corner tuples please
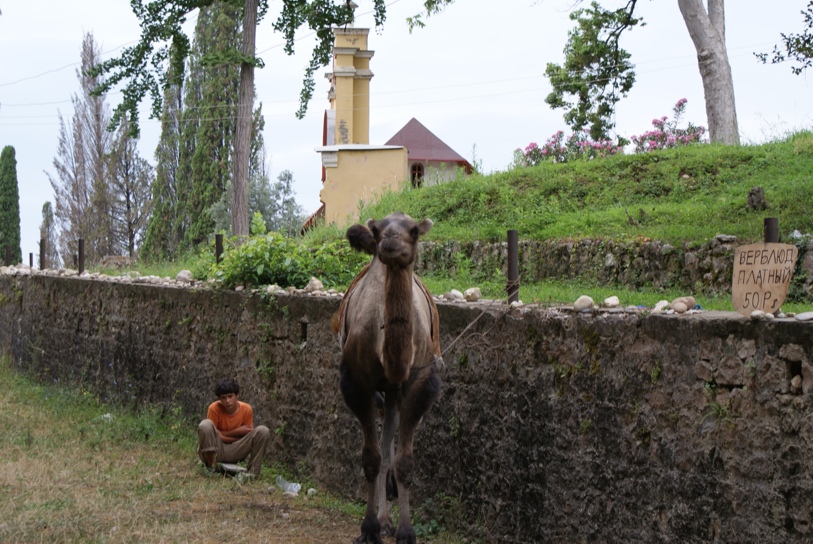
(382, 262), (414, 384)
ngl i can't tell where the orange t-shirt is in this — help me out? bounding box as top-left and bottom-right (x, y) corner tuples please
(207, 400), (253, 433)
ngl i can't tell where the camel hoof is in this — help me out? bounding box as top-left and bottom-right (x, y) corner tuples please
(354, 515), (384, 544)
(395, 525), (417, 544)
(353, 532), (384, 544)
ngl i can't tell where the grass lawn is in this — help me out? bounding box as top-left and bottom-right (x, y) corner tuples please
(0, 358), (468, 543)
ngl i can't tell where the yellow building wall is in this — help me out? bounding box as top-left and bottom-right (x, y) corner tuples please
(320, 148), (409, 225)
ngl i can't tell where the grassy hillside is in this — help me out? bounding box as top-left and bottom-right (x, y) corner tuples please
(356, 132), (813, 245)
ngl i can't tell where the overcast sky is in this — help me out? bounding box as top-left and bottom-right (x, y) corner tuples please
(1, 0), (811, 262)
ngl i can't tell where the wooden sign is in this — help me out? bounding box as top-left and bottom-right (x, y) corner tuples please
(732, 243), (798, 316)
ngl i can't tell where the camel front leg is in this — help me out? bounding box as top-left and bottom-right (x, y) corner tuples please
(341, 369), (383, 544)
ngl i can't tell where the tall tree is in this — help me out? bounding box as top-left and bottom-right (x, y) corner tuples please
(107, 118), (154, 257)
(77, 33), (116, 258)
(267, 169), (306, 237)
(544, 2), (638, 141)
(48, 109), (90, 265)
(0, 145), (21, 264)
(48, 32), (151, 265)
(39, 202), (61, 269)
(181, 2), (242, 247)
(141, 44), (185, 261)
(678, 0), (738, 145)
(90, 0), (386, 241)
(47, 33), (114, 265)
(756, 1), (813, 75)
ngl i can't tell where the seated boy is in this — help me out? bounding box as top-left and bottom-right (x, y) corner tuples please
(197, 378), (270, 477)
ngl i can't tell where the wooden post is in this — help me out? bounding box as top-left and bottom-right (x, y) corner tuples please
(78, 238), (85, 274)
(40, 238), (46, 270)
(507, 230), (519, 304)
(216, 234), (224, 264)
(764, 217), (778, 243)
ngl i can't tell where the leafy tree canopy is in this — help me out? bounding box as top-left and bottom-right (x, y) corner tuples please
(756, 1), (813, 75)
(544, 0), (641, 141)
(90, 0), (385, 136)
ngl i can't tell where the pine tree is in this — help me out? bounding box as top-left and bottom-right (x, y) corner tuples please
(47, 33), (114, 265)
(48, 32), (153, 265)
(0, 145), (22, 264)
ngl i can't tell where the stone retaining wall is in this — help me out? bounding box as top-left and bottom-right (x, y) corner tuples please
(2, 274), (813, 542)
(417, 237), (813, 298)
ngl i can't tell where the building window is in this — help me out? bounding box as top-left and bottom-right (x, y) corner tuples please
(411, 163), (424, 188)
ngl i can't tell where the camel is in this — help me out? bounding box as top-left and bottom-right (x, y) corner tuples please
(333, 212), (442, 544)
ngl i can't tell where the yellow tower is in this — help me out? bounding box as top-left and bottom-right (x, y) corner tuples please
(313, 11), (409, 227)
(326, 26), (373, 145)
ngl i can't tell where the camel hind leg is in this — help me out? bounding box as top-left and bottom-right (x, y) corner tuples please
(393, 365), (441, 544)
(376, 388), (399, 536)
(340, 364), (384, 544)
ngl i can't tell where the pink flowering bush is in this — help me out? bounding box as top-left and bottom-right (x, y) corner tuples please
(630, 98), (707, 153)
(514, 129), (622, 166)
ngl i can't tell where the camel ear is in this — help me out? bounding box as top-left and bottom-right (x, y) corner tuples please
(347, 224), (377, 255)
(365, 218), (379, 238)
(417, 218), (434, 236)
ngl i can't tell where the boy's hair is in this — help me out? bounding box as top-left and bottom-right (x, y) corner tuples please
(214, 378), (240, 397)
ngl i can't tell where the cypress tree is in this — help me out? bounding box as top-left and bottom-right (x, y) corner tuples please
(39, 201), (61, 269)
(0, 145), (21, 264)
(141, 44), (185, 262)
(179, 2), (241, 247)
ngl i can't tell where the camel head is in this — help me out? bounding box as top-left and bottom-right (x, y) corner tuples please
(346, 212), (433, 268)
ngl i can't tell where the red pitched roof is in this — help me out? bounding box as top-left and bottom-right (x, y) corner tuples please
(385, 118), (472, 169)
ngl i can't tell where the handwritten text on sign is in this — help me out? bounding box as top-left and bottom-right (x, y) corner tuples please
(732, 243), (798, 317)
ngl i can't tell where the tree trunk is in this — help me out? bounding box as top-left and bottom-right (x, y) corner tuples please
(677, 0), (739, 145)
(231, 0), (258, 240)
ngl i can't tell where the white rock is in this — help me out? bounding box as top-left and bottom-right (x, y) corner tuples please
(672, 301), (688, 314)
(795, 312), (813, 322)
(573, 295), (594, 312)
(235, 285), (244, 292)
(652, 300), (670, 314)
(750, 310), (766, 320)
(464, 287), (482, 302)
(671, 296), (696, 310)
(510, 300), (524, 308)
(603, 296), (620, 308)
(791, 375), (803, 394)
(176, 270), (194, 283)
(304, 277), (324, 293)
(444, 290), (464, 302)
(266, 284), (283, 295)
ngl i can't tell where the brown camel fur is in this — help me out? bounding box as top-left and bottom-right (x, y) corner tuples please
(333, 212), (441, 544)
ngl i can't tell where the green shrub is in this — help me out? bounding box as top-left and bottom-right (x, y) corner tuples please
(211, 232), (369, 289)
